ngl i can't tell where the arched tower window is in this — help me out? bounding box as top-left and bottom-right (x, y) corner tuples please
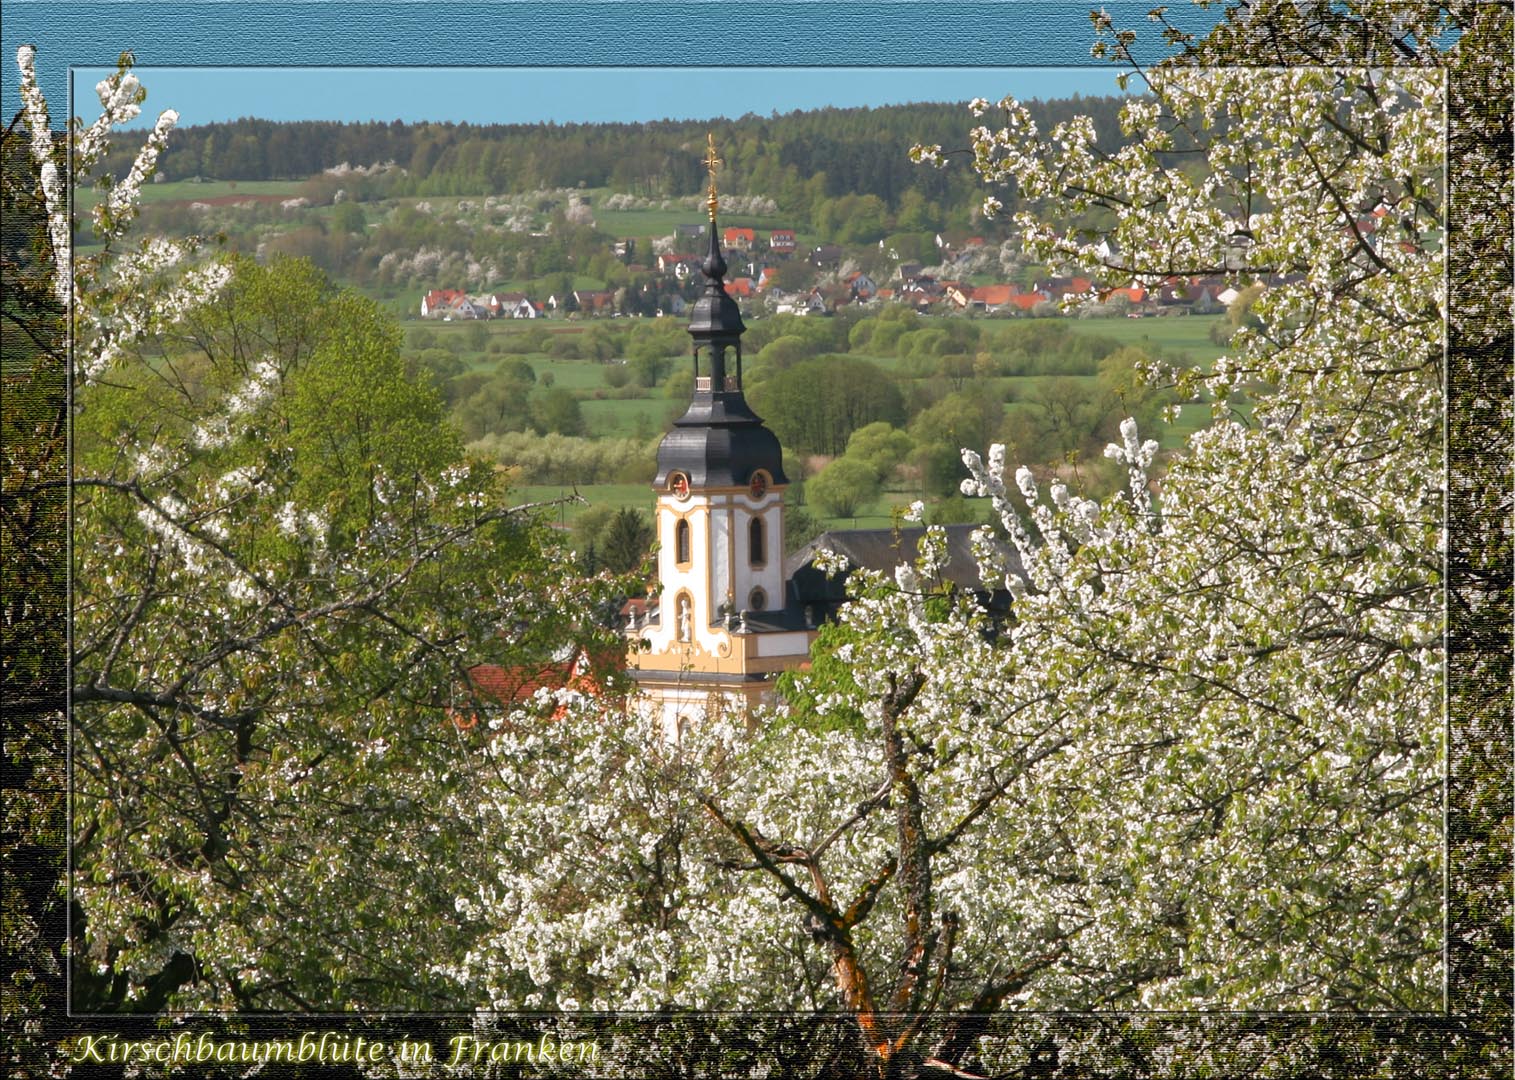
(675, 519), (691, 565)
(748, 517), (766, 566)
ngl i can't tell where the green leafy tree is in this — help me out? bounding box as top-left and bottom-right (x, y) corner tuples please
(752, 355), (905, 456)
(601, 361), (632, 389)
(330, 199), (367, 234)
(531, 386), (586, 436)
(599, 507), (655, 575)
(628, 351), (671, 389)
(909, 390), (1001, 497)
(753, 334), (815, 372)
(807, 457), (881, 520)
(455, 367), (534, 440)
(844, 421), (915, 484)
(71, 251), (618, 1011)
(769, 258), (816, 293)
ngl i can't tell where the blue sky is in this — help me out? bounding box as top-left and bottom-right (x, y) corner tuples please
(72, 66), (1126, 129)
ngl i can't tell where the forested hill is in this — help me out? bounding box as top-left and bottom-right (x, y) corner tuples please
(104, 94), (1131, 208)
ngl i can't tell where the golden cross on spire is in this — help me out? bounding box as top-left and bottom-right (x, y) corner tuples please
(704, 132), (723, 221)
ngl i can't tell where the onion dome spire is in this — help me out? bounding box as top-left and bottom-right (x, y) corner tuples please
(652, 134), (787, 491)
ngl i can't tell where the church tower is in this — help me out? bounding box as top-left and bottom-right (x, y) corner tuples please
(627, 136), (816, 733)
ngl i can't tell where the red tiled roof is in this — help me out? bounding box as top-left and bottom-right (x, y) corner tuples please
(466, 659), (577, 705)
(972, 284), (1016, 306)
(456, 645), (621, 728)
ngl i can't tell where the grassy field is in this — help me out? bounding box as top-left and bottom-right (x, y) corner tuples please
(1063, 314), (1228, 368)
(530, 357), (615, 389)
(75, 179), (302, 209)
(518, 483), (656, 524)
(592, 209), (786, 244)
(581, 396), (681, 439)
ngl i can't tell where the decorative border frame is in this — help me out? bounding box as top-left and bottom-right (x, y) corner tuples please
(1, 2), (1507, 1076)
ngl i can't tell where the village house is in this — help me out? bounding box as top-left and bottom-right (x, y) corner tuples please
(768, 229), (796, 255)
(805, 283), (852, 314)
(809, 244), (843, 269)
(1042, 276), (1094, 300)
(420, 288), (468, 318)
(898, 275), (948, 310)
(845, 270), (878, 300)
(1007, 290), (1052, 313)
(477, 291), (541, 319)
(954, 283), (1019, 313)
(723, 226), (757, 251)
(1104, 284), (1148, 308)
(572, 289), (616, 316)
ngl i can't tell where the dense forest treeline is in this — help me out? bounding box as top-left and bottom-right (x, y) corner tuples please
(103, 95), (1135, 215)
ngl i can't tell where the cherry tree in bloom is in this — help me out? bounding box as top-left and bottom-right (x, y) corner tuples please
(442, 60), (1444, 1080)
(11, 50), (627, 1013)
(16, 47), (232, 384)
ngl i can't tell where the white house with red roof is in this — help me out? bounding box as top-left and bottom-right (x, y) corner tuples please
(420, 288), (468, 318)
(723, 226), (757, 251)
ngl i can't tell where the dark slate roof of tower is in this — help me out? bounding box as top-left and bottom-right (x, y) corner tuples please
(653, 158), (787, 491)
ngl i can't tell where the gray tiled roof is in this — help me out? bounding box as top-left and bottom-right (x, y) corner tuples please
(785, 524), (1017, 593)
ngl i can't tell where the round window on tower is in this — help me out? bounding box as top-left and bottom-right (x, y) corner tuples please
(749, 471), (769, 499)
(749, 587), (767, 612)
(670, 472), (690, 499)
